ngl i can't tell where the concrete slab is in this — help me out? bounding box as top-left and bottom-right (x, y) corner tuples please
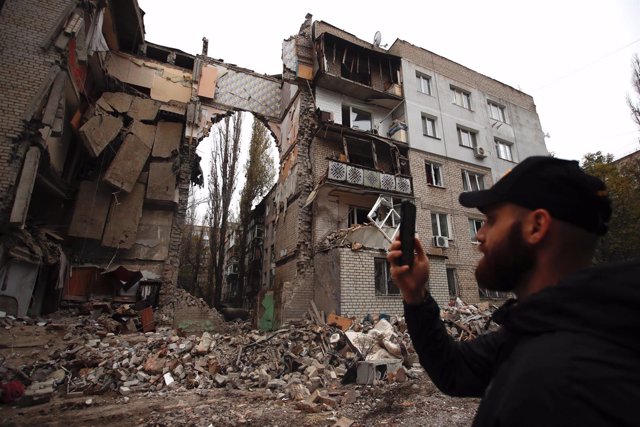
(152, 121), (182, 158)
(103, 133), (151, 192)
(127, 97), (159, 122)
(67, 180), (112, 240)
(146, 161), (176, 204)
(129, 120), (156, 149)
(100, 92), (133, 114)
(9, 147), (40, 227)
(120, 208), (173, 261)
(101, 182), (145, 249)
(79, 115), (123, 157)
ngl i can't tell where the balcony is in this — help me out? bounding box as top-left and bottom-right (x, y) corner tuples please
(327, 160), (412, 195)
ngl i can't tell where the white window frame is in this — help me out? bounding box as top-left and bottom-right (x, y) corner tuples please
(457, 126), (478, 148)
(342, 105), (372, 132)
(495, 139), (514, 162)
(425, 161), (444, 187)
(422, 114), (438, 138)
(462, 170), (485, 192)
(417, 72), (432, 95)
(451, 86), (471, 109)
(469, 218), (484, 242)
(374, 258), (400, 295)
(488, 101), (507, 122)
(431, 212), (451, 239)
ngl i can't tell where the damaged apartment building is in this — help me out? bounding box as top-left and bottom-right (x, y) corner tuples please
(252, 18), (549, 323)
(0, 2), (547, 326)
(0, 0), (296, 322)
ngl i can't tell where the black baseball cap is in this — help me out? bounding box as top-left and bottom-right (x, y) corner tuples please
(459, 156), (611, 235)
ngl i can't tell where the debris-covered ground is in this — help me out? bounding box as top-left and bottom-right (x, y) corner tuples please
(0, 299), (499, 426)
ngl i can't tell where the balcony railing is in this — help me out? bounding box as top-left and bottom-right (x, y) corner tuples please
(327, 160), (412, 194)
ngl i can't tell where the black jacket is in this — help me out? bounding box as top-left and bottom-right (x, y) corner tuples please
(404, 261), (640, 427)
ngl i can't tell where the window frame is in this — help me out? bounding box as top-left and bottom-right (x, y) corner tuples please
(447, 268), (459, 297)
(451, 86), (472, 109)
(431, 212), (451, 239)
(422, 114), (438, 138)
(374, 258), (400, 296)
(495, 138), (514, 162)
(457, 126), (478, 149)
(348, 206), (369, 227)
(425, 161), (444, 187)
(462, 169), (485, 192)
(488, 101), (507, 122)
(468, 218), (484, 242)
(416, 72), (432, 95)
(341, 104), (373, 132)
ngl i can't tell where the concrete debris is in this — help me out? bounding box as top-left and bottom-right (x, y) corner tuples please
(0, 297), (496, 418)
(441, 298), (500, 341)
(78, 114), (123, 157)
(100, 92), (133, 114)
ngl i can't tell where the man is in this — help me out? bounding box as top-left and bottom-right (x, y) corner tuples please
(387, 156), (640, 426)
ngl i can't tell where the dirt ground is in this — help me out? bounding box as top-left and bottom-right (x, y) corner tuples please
(1, 378), (478, 426)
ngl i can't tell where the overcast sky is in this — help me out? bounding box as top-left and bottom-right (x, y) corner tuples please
(137, 0), (640, 215)
(139, 0), (640, 159)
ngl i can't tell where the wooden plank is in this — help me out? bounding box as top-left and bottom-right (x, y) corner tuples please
(141, 306), (155, 332)
(327, 313), (353, 331)
(9, 147), (41, 227)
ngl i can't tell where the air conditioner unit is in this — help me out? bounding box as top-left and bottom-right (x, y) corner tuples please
(474, 146), (487, 159)
(433, 235), (449, 248)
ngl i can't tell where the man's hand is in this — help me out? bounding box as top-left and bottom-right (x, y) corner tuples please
(387, 236), (430, 305)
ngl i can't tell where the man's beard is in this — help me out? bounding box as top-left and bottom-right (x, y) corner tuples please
(475, 221), (536, 292)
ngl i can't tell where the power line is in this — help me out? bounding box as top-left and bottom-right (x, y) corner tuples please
(533, 38), (640, 93)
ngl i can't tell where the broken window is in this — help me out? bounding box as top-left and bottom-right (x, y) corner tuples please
(431, 212), (450, 239)
(462, 170), (485, 192)
(425, 162), (444, 187)
(469, 218), (484, 242)
(447, 268), (459, 297)
(375, 258), (399, 295)
(348, 207), (369, 227)
(342, 105), (372, 132)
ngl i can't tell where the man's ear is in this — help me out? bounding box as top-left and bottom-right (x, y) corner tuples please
(523, 209), (552, 244)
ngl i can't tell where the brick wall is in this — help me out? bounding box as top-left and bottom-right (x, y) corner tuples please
(410, 149), (493, 303)
(0, 0), (70, 223)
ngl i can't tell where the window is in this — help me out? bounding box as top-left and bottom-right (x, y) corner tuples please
(462, 170), (485, 192)
(431, 212), (450, 238)
(348, 206), (369, 227)
(451, 86), (471, 109)
(447, 268), (459, 297)
(457, 127), (478, 148)
(488, 101), (506, 122)
(469, 218), (484, 242)
(417, 73), (432, 95)
(422, 115), (438, 138)
(342, 105), (372, 132)
(495, 139), (513, 161)
(425, 161), (444, 187)
(375, 258), (399, 295)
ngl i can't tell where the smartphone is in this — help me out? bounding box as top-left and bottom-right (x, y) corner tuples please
(399, 200), (416, 267)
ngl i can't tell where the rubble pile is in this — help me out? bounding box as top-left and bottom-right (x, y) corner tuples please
(441, 298), (500, 341)
(0, 298), (500, 412)
(157, 286), (225, 328)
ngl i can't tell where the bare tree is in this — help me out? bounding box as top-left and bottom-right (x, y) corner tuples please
(207, 113), (243, 308)
(628, 54), (640, 135)
(178, 186), (207, 297)
(236, 119), (276, 305)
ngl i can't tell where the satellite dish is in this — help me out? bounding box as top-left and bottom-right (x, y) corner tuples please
(373, 31), (381, 47)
